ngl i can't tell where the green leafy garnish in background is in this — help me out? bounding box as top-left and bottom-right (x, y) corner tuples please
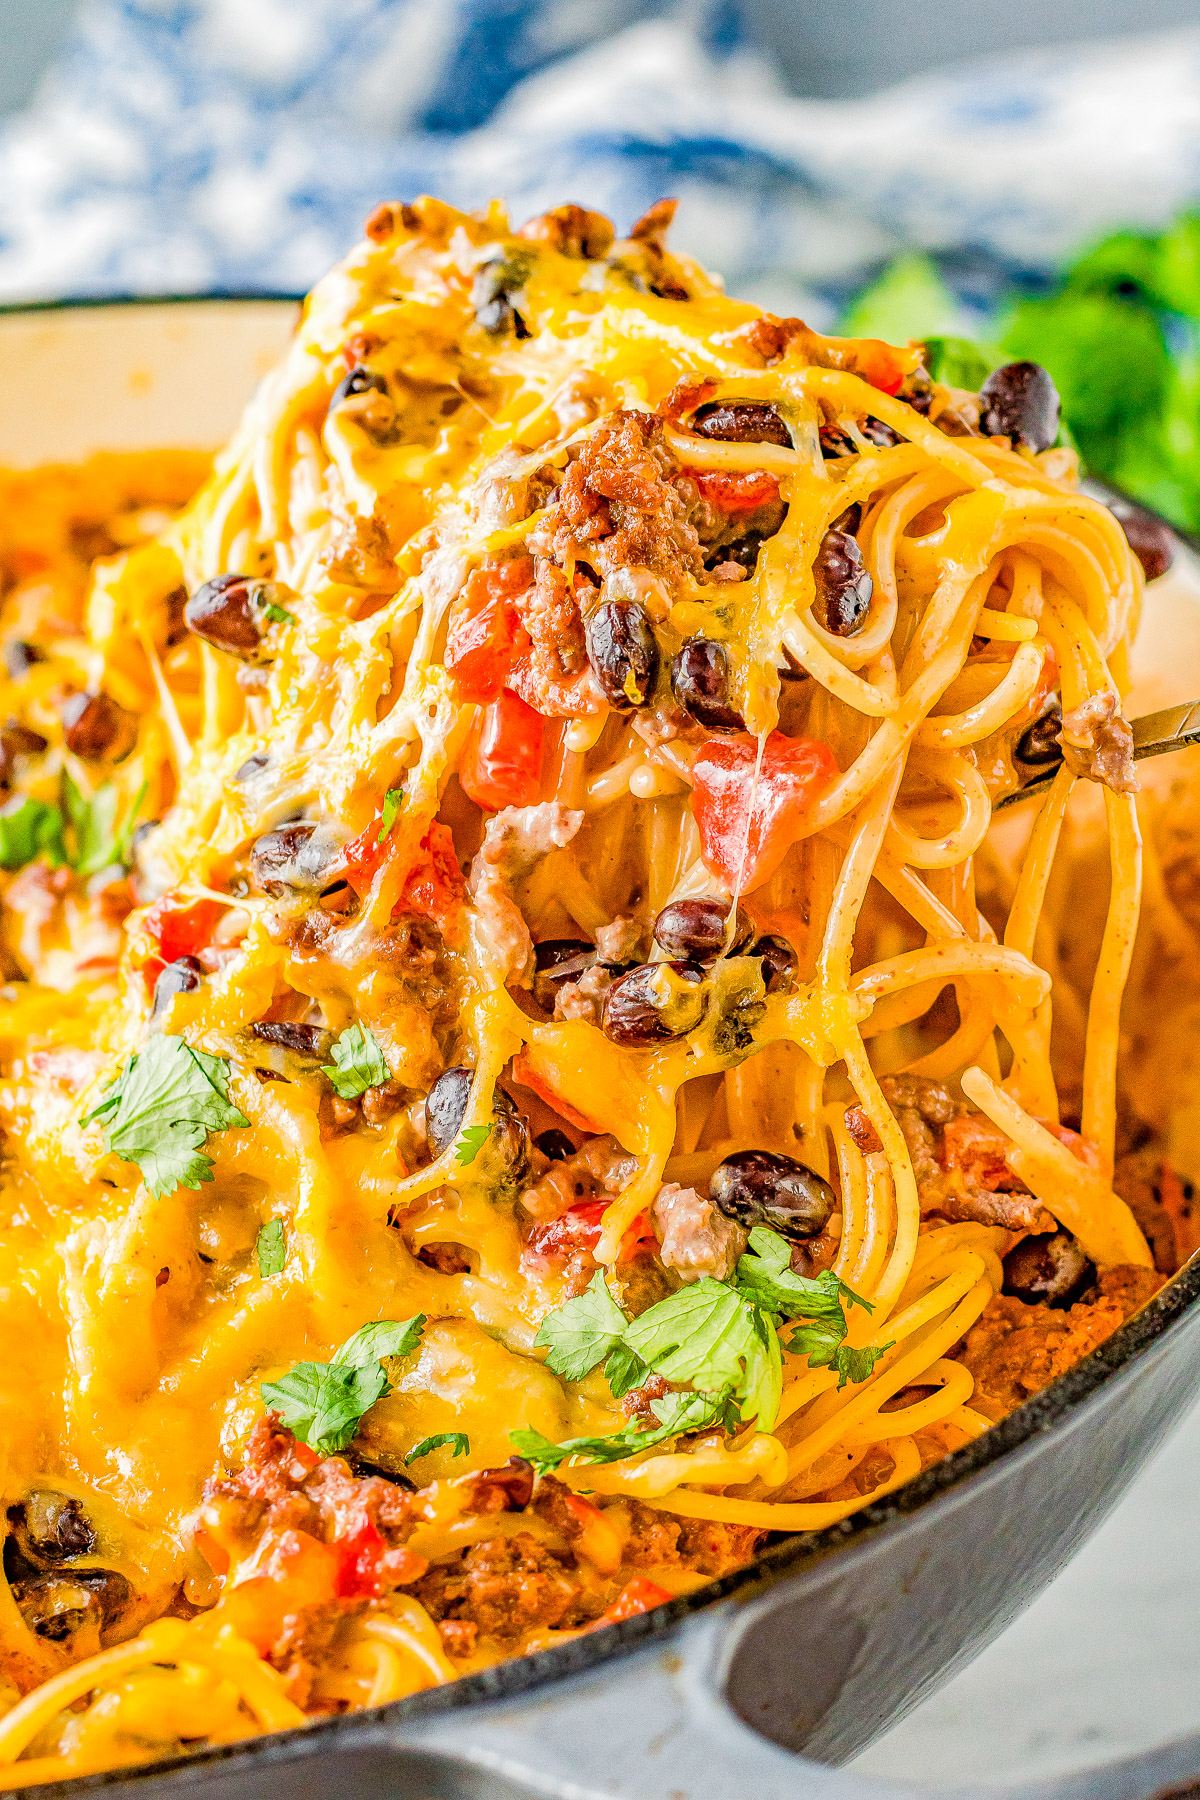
(255, 1217), (287, 1277)
(261, 1315), (426, 1456)
(83, 1034), (249, 1197)
(0, 775), (145, 877)
(320, 1023), (389, 1099)
(841, 210), (1200, 535)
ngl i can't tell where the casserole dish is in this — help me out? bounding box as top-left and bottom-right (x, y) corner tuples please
(2, 294), (1200, 1800)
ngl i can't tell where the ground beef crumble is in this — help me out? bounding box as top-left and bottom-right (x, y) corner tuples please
(879, 1074), (1048, 1230)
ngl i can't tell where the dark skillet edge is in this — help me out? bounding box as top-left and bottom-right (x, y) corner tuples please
(0, 292), (305, 316)
(25, 1247), (1200, 1800)
(1, 297), (1197, 1794)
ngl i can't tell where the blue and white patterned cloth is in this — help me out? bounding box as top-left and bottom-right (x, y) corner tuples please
(2, 0), (1200, 312)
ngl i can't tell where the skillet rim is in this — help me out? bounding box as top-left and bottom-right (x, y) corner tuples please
(3, 290), (1198, 1793)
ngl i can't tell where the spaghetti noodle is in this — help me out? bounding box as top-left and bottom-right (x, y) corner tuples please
(0, 195), (1179, 1781)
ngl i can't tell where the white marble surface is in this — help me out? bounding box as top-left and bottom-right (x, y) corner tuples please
(851, 1395), (1200, 1787)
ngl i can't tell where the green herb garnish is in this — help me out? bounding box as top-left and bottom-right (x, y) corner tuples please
(455, 1123), (491, 1166)
(261, 1315), (426, 1456)
(376, 788), (403, 844)
(405, 1432), (469, 1465)
(83, 1034), (249, 1197)
(255, 1217), (286, 1277)
(320, 1023), (389, 1099)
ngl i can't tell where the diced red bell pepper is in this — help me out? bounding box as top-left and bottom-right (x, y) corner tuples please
(688, 470), (780, 514)
(460, 689), (545, 812)
(524, 1200), (656, 1266)
(335, 1516), (387, 1598)
(399, 821), (465, 930)
(691, 730), (838, 893)
(445, 559), (533, 702)
(145, 895), (224, 964)
(600, 1576), (672, 1624)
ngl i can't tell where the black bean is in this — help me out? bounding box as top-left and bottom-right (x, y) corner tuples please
(978, 361), (1060, 453)
(813, 529), (872, 637)
(472, 252), (533, 338)
(5, 641), (43, 678)
(425, 1068), (531, 1182)
(234, 752), (271, 783)
(691, 402), (791, 447)
(535, 1127), (576, 1161)
(0, 721), (47, 787)
(184, 574), (294, 663)
(152, 956), (203, 1015)
(331, 365), (388, 409)
(14, 1568), (132, 1640)
(250, 821), (339, 897)
(20, 1492), (96, 1563)
(60, 690), (137, 761)
(652, 898), (750, 962)
(704, 529), (768, 575)
(425, 1065), (473, 1155)
(670, 638), (744, 732)
(1002, 1228), (1095, 1308)
(534, 938), (595, 973)
(601, 960), (705, 1047)
(751, 933), (797, 994)
(1106, 496), (1175, 583)
(1015, 700), (1063, 769)
(710, 1150), (835, 1240)
(251, 1020), (332, 1058)
(862, 417), (901, 448)
(585, 600), (658, 710)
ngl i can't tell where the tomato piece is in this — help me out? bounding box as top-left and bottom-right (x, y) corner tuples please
(600, 1576), (672, 1624)
(691, 731), (838, 893)
(460, 690), (545, 812)
(400, 821), (465, 930)
(689, 470), (780, 514)
(852, 338), (907, 396)
(145, 895), (224, 964)
(524, 1200), (654, 1265)
(445, 560), (532, 702)
(335, 1516), (387, 1599)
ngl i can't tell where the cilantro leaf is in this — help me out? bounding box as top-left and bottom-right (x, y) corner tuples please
(83, 1034), (249, 1197)
(332, 1316), (426, 1369)
(623, 1277), (782, 1430)
(455, 1123), (491, 1166)
(61, 773), (147, 878)
(405, 1432), (469, 1465)
(255, 1217), (286, 1277)
(320, 1023), (389, 1099)
(262, 601), (295, 626)
(535, 1270), (627, 1382)
(736, 1228), (873, 1324)
(260, 1314), (426, 1456)
(602, 1340), (650, 1401)
(377, 788), (403, 844)
(832, 1342), (893, 1390)
(510, 1391), (723, 1473)
(0, 797), (66, 871)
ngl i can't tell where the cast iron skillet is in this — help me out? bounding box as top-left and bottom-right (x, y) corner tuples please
(4, 305), (1200, 1800)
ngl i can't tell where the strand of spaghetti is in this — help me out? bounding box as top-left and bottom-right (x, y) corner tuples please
(780, 608), (898, 715)
(888, 748), (992, 869)
(851, 941), (1049, 1010)
(841, 1359), (975, 1445)
(817, 757), (906, 989)
(189, 1623), (306, 1730)
(914, 641), (1045, 748)
(1003, 765), (1076, 959)
(781, 1281), (993, 1483)
(0, 1624), (193, 1765)
(1082, 790), (1143, 1179)
(837, 1031), (921, 1322)
(830, 1112), (871, 1283)
(960, 1066), (1151, 1266)
(641, 1436), (923, 1531)
(801, 369), (994, 486)
(362, 1608), (457, 1686)
(559, 1432), (786, 1499)
(903, 980), (1001, 1082)
(852, 1151), (894, 1300)
(974, 608), (1039, 642)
